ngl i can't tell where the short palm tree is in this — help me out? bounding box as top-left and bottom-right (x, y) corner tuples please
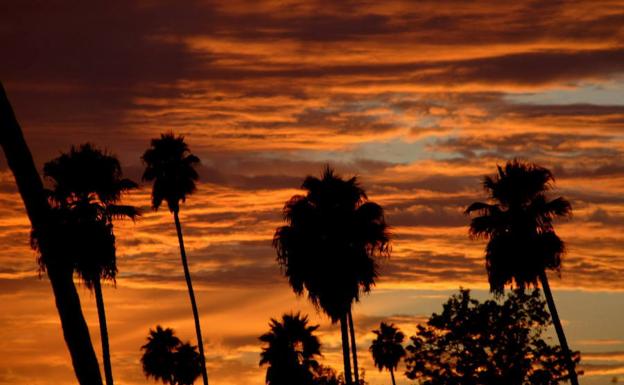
(259, 313), (321, 385)
(273, 166), (390, 385)
(41, 143), (138, 385)
(370, 322), (405, 385)
(141, 133), (208, 385)
(141, 325), (202, 385)
(465, 160), (579, 385)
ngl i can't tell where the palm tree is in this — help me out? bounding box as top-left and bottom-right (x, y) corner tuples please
(141, 133), (208, 385)
(465, 160), (579, 385)
(0, 82), (103, 384)
(273, 166), (390, 385)
(141, 325), (202, 385)
(41, 143), (139, 385)
(259, 313), (322, 385)
(370, 322), (405, 385)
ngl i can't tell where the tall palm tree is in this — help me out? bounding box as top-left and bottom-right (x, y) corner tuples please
(259, 313), (322, 385)
(369, 322), (405, 385)
(0, 82), (103, 384)
(465, 160), (579, 385)
(141, 325), (202, 385)
(41, 143), (139, 385)
(141, 133), (208, 385)
(273, 166), (390, 385)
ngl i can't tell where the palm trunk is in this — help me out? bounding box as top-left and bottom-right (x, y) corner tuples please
(348, 309), (359, 384)
(173, 210), (209, 385)
(340, 313), (353, 385)
(390, 367), (396, 385)
(0, 82), (103, 385)
(47, 267), (104, 385)
(539, 271), (579, 385)
(94, 279), (114, 385)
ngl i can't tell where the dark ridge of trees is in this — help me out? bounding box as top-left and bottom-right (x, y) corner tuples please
(259, 313), (321, 385)
(141, 325), (202, 385)
(35, 143), (139, 385)
(465, 160), (579, 385)
(0, 82), (103, 384)
(369, 322), (405, 385)
(273, 166), (390, 385)
(142, 133), (209, 385)
(405, 289), (581, 385)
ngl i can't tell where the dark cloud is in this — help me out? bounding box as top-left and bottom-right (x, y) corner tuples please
(379, 251), (483, 285)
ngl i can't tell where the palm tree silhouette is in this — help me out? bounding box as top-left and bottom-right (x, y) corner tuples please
(0, 83), (103, 384)
(259, 313), (322, 385)
(370, 322), (405, 385)
(141, 133), (208, 385)
(141, 325), (202, 385)
(273, 166), (390, 385)
(465, 160), (579, 385)
(41, 143), (139, 385)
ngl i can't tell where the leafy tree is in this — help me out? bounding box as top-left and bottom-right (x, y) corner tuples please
(370, 322), (405, 385)
(466, 160), (579, 384)
(405, 289), (580, 385)
(142, 133), (209, 385)
(37, 143), (139, 385)
(259, 313), (321, 385)
(273, 167), (390, 384)
(141, 325), (202, 385)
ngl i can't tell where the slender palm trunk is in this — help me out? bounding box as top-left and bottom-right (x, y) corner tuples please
(348, 309), (359, 384)
(173, 210), (209, 385)
(539, 271), (579, 385)
(0, 83), (103, 385)
(340, 313), (353, 385)
(390, 368), (396, 385)
(93, 279), (114, 385)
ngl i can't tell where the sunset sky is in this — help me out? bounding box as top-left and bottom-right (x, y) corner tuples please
(1, 1), (624, 384)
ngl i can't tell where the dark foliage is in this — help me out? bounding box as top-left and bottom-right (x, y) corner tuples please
(259, 313), (322, 385)
(370, 322), (405, 375)
(141, 326), (202, 385)
(405, 289), (581, 385)
(32, 143), (138, 286)
(141, 133), (200, 213)
(465, 160), (571, 294)
(273, 166), (390, 322)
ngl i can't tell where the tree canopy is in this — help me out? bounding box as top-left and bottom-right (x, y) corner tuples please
(405, 289), (580, 385)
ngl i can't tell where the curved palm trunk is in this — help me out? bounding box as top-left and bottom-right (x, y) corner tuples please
(173, 210), (209, 385)
(93, 279), (114, 385)
(347, 309), (359, 384)
(340, 314), (353, 385)
(390, 367), (396, 385)
(0, 83), (103, 385)
(539, 271), (579, 385)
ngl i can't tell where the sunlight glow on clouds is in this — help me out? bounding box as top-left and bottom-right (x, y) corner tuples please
(1, 0), (623, 384)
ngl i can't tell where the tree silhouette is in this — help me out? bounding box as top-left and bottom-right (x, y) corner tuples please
(370, 322), (405, 385)
(465, 160), (579, 385)
(259, 313), (322, 385)
(0, 83), (103, 384)
(36, 143), (139, 385)
(141, 325), (202, 385)
(273, 167), (390, 385)
(405, 289), (580, 385)
(141, 133), (209, 385)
